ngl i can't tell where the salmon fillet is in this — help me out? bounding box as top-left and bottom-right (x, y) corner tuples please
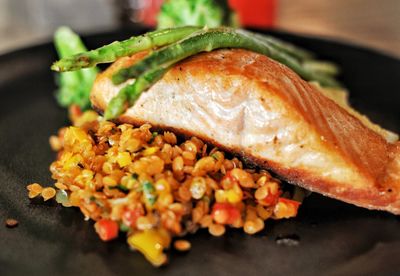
(91, 49), (400, 214)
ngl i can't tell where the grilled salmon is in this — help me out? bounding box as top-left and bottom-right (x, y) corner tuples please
(91, 49), (400, 214)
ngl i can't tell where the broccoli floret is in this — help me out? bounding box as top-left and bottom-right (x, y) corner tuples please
(53, 27), (98, 110)
(157, 0), (237, 29)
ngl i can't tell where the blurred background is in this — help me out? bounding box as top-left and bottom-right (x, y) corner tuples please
(0, 0), (399, 57)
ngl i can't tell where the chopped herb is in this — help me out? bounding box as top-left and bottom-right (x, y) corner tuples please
(110, 184), (130, 193)
(149, 131), (158, 143)
(90, 195), (104, 206)
(147, 195), (157, 206)
(132, 173), (139, 180)
(142, 181), (155, 193)
(211, 153), (219, 160)
(119, 222), (131, 232)
(142, 181), (157, 206)
(135, 186), (143, 192)
(202, 195), (211, 204)
(95, 200), (105, 208)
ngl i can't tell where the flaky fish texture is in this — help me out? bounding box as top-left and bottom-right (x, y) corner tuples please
(91, 49), (400, 214)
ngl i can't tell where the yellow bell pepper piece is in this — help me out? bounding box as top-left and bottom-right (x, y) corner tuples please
(127, 229), (169, 266)
(117, 152), (132, 167)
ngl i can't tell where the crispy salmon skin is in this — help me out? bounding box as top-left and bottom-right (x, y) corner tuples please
(91, 49), (400, 214)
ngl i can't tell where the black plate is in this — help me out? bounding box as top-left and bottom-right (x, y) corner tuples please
(1, 28), (399, 276)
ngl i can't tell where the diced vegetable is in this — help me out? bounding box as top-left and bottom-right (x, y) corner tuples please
(255, 182), (282, 206)
(142, 181), (157, 207)
(211, 202), (241, 224)
(94, 219), (119, 241)
(117, 152), (132, 167)
(55, 189), (72, 207)
(127, 229), (170, 266)
(273, 198), (301, 219)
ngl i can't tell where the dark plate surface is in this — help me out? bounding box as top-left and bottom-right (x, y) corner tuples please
(1, 28), (399, 276)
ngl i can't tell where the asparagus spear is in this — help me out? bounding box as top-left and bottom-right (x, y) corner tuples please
(52, 26), (338, 85)
(302, 60), (340, 76)
(51, 26), (202, 72)
(249, 32), (314, 61)
(112, 28), (340, 87)
(54, 27), (98, 109)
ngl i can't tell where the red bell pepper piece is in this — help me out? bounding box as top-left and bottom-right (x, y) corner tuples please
(211, 202), (241, 224)
(94, 219), (119, 241)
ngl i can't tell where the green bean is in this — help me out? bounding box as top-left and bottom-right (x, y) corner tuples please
(51, 26), (202, 72)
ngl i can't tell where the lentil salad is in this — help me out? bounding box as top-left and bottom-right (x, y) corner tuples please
(28, 106), (301, 266)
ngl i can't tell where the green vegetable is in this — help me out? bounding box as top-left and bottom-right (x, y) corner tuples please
(55, 189), (71, 207)
(248, 32), (314, 61)
(53, 26), (98, 110)
(157, 0), (237, 29)
(119, 222), (131, 232)
(109, 184), (130, 193)
(142, 181), (157, 206)
(211, 153), (219, 160)
(104, 66), (170, 119)
(302, 60), (340, 76)
(112, 28), (339, 87)
(52, 26), (202, 72)
(149, 132), (159, 143)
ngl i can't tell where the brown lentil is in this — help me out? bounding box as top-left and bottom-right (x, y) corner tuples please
(27, 183), (43, 198)
(5, 218), (19, 228)
(49, 135), (62, 151)
(244, 218), (264, 235)
(209, 223), (226, 236)
(174, 239), (191, 251)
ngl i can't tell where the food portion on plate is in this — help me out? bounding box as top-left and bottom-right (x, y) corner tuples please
(28, 20), (399, 266)
(90, 47), (400, 214)
(41, 112), (301, 266)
